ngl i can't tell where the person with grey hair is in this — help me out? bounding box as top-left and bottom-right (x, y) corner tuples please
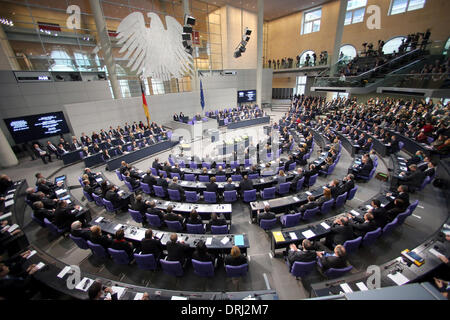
(168, 176), (185, 200)
(70, 220), (91, 240)
(224, 177), (235, 191)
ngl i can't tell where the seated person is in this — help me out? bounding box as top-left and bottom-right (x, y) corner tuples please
(110, 229), (134, 258)
(156, 173), (169, 191)
(208, 212), (227, 231)
(54, 200), (81, 229)
(147, 200), (165, 222)
(340, 174), (355, 194)
(320, 158), (334, 174)
(299, 195), (318, 213)
(140, 228), (163, 259)
(317, 244), (348, 272)
(223, 178), (236, 191)
(325, 217), (354, 248)
(347, 212), (377, 238)
(399, 164), (426, 191)
(130, 195), (150, 219)
(303, 164), (318, 185)
(385, 185), (410, 211)
(224, 246), (248, 266)
(192, 240), (217, 268)
(205, 176), (219, 194)
(89, 225), (112, 249)
(142, 169), (157, 187)
(105, 185), (128, 210)
(166, 233), (190, 266)
(32, 201), (55, 222)
(286, 239), (317, 270)
(386, 199), (405, 222)
(164, 205), (184, 225)
(257, 205), (276, 224)
(70, 220), (90, 240)
(168, 176), (185, 200)
(186, 209), (202, 225)
(124, 171), (141, 189)
(352, 155), (373, 178)
(239, 175), (254, 197)
(316, 187), (333, 207)
(328, 179), (343, 199)
(368, 199), (388, 228)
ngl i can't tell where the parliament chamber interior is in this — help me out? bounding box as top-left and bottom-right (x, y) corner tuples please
(0, 0), (449, 306)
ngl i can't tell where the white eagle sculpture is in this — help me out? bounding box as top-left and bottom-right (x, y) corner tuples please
(116, 12), (194, 81)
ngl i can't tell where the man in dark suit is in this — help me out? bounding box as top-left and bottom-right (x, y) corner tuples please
(166, 233), (190, 266)
(140, 229), (163, 258)
(119, 161), (128, 175)
(386, 199), (406, 222)
(353, 155), (373, 178)
(70, 220), (90, 240)
(54, 200), (80, 230)
(257, 205), (276, 224)
(156, 173), (169, 191)
(168, 177), (185, 200)
(205, 176), (219, 194)
(89, 225), (112, 249)
(340, 174), (355, 194)
(299, 195), (318, 213)
(290, 168), (304, 192)
(207, 212), (227, 231)
(152, 158), (163, 171)
(223, 178), (236, 191)
(369, 199), (388, 228)
(239, 175), (254, 197)
(385, 185), (410, 211)
(215, 166), (226, 176)
(105, 186), (128, 209)
(286, 239), (317, 270)
(423, 161), (436, 178)
(124, 171), (141, 189)
(83, 180), (99, 198)
(147, 201), (166, 222)
(347, 212), (377, 238)
(317, 244), (348, 272)
(325, 217), (354, 248)
(110, 229), (134, 258)
(328, 179), (343, 199)
(142, 169), (157, 187)
(46, 141), (59, 159)
(103, 139), (113, 150)
(171, 164), (182, 177)
(303, 164), (318, 185)
(284, 155), (296, 172)
(164, 205), (184, 224)
(32, 201), (54, 222)
(399, 164), (426, 191)
(130, 195), (149, 218)
(163, 161), (172, 174)
(36, 178), (56, 198)
(33, 144), (52, 164)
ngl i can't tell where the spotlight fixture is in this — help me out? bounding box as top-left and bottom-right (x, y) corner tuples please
(234, 50), (241, 58)
(185, 15), (196, 26)
(182, 15), (196, 56)
(233, 27), (252, 59)
(245, 27), (251, 36)
(182, 33), (191, 41)
(183, 26), (192, 33)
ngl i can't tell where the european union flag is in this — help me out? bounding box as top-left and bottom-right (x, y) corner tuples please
(200, 79), (205, 110)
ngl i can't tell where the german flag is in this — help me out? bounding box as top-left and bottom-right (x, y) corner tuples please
(140, 81), (150, 127)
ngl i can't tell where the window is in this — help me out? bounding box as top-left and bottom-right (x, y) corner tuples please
(339, 45), (357, 61)
(443, 38), (450, 56)
(74, 52), (91, 71)
(294, 76), (307, 96)
(344, 0), (367, 25)
(49, 50), (75, 71)
(299, 50), (315, 67)
(332, 92), (349, 99)
(302, 8), (321, 35)
(389, 0), (426, 15)
(382, 36), (407, 54)
(151, 79), (165, 95)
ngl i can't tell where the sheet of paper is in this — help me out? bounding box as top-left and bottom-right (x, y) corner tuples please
(111, 286), (126, 300)
(365, 205), (373, 210)
(4, 200), (14, 207)
(75, 277), (94, 291)
(117, 190), (124, 195)
(55, 189), (67, 196)
(302, 230), (316, 239)
(114, 224), (123, 231)
(0, 212), (12, 220)
(234, 235), (244, 246)
(289, 232), (297, 240)
(263, 201), (269, 206)
(206, 237), (212, 246)
(221, 237), (230, 245)
(339, 283), (353, 293)
(96, 178), (103, 182)
(387, 272), (409, 286)
(57, 266), (72, 278)
(322, 186), (327, 189)
(320, 222), (330, 230)
(95, 216), (104, 223)
(5, 194), (14, 200)
(356, 282), (369, 291)
(429, 248), (444, 259)
(134, 293), (144, 300)
(27, 250), (37, 259)
(305, 191), (312, 196)
(35, 262), (45, 270)
(7, 189), (16, 194)
(293, 197), (300, 202)
(171, 296), (188, 300)
(7, 224), (19, 233)
(351, 210), (360, 216)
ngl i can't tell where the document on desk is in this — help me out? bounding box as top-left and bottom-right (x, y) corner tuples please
(134, 293), (144, 300)
(7, 189), (16, 194)
(387, 272), (409, 286)
(7, 224), (19, 233)
(206, 237), (212, 246)
(171, 296), (188, 300)
(366, 205), (373, 210)
(289, 232), (298, 240)
(320, 222), (330, 230)
(351, 210), (360, 216)
(429, 248), (444, 259)
(57, 266), (72, 278)
(35, 262), (46, 270)
(4, 200), (14, 207)
(0, 212), (12, 220)
(95, 177), (103, 182)
(55, 189), (67, 196)
(400, 167), (408, 171)
(114, 224), (123, 231)
(293, 197), (300, 202)
(27, 250), (37, 259)
(339, 283), (353, 293)
(305, 191), (312, 196)
(302, 230), (316, 239)
(356, 282), (369, 291)
(75, 277), (94, 291)
(95, 216), (104, 223)
(221, 237), (230, 245)
(273, 231), (285, 242)
(234, 235), (244, 246)
(111, 286), (126, 300)
(117, 190), (124, 196)
(5, 194), (14, 200)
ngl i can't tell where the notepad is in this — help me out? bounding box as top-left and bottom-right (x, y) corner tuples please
(305, 191), (312, 196)
(4, 200), (14, 207)
(0, 212), (12, 220)
(293, 197), (300, 202)
(302, 230), (315, 239)
(272, 231), (285, 242)
(263, 201), (270, 206)
(289, 232), (298, 240)
(35, 262), (45, 270)
(96, 178), (103, 182)
(27, 250), (37, 259)
(356, 282), (369, 291)
(366, 205), (373, 210)
(351, 209), (360, 216)
(206, 237), (212, 246)
(8, 224), (19, 233)
(339, 283), (353, 293)
(111, 286), (126, 299)
(75, 278), (94, 291)
(5, 194), (14, 200)
(322, 186), (327, 189)
(320, 222), (330, 230)
(134, 293), (144, 300)
(57, 266), (72, 278)
(117, 190), (124, 195)
(429, 248), (444, 259)
(171, 296), (188, 300)
(95, 216), (104, 223)
(234, 235), (244, 246)
(55, 189), (67, 196)
(7, 189), (16, 194)
(114, 224), (123, 230)
(388, 272), (409, 286)
(221, 237), (230, 245)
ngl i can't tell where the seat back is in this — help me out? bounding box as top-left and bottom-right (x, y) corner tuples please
(288, 162), (296, 171)
(203, 191), (217, 203)
(231, 174), (242, 182)
(170, 172), (181, 179)
(224, 190), (237, 202)
(31, 212), (46, 228)
(325, 265), (353, 279)
(308, 174), (318, 187)
(382, 218), (398, 236)
(108, 248), (131, 265)
(185, 191), (199, 203)
(216, 175), (226, 182)
(202, 162), (211, 169)
(211, 225), (228, 234)
(320, 199), (334, 214)
(87, 240), (109, 258)
(225, 264), (248, 278)
(160, 260), (184, 277)
(153, 185), (166, 198)
(417, 176), (430, 191)
(335, 192), (348, 209)
(362, 227), (382, 246)
(69, 234), (89, 249)
(165, 220), (183, 232)
(302, 207), (320, 220)
(398, 141), (404, 151)
(278, 182), (291, 195)
(92, 193), (104, 207)
(243, 189), (257, 202)
(347, 186), (358, 200)
(230, 161), (239, 169)
(124, 180), (136, 192)
(396, 209), (410, 225)
(343, 237), (362, 255)
(296, 177), (305, 191)
(291, 260), (316, 278)
(83, 190), (94, 202)
(158, 170), (167, 178)
(184, 173), (195, 181)
(129, 209), (143, 223)
(44, 218), (64, 235)
(199, 175), (209, 182)
(140, 182), (152, 194)
(192, 259), (214, 277)
(190, 161), (197, 169)
(281, 212), (301, 228)
(248, 173), (259, 180)
(408, 200), (419, 215)
(102, 198), (117, 212)
(186, 223), (205, 234)
(145, 213), (161, 228)
(134, 253), (158, 270)
(260, 218), (277, 230)
(262, 187), (276, 199)
(168, 189), (181, 201)
(150, 168), (158, 176)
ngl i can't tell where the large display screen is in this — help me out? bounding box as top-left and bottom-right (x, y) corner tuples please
(4, 111), (70, 144)
(237, 90), (256, 103)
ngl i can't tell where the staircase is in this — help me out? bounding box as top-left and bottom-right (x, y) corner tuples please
(271, 99), (291, 113)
